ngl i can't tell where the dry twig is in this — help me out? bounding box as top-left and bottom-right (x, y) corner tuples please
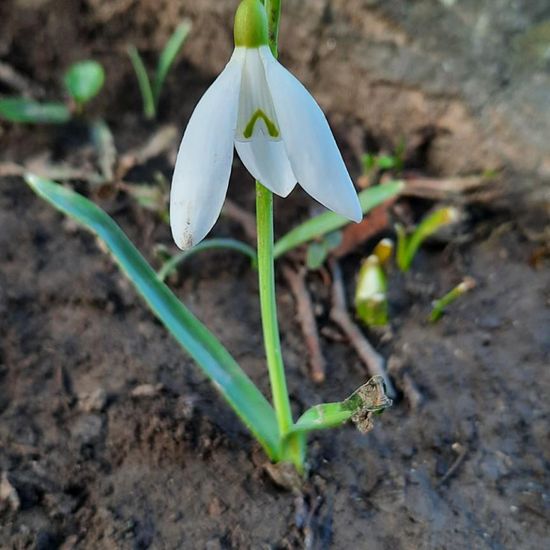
(437, 443), (468, 487)
(398, 174), (499, 203)
(282, 264), (326, 383)
(387, 355), (424, 409)
(329, 259), (395, 397)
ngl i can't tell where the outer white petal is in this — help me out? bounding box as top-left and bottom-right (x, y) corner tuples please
(170, 49), (244, 249)
(235, 139), (296, 197)
(260, 46), (362, 222)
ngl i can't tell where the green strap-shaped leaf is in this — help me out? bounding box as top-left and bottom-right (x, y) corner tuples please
(0, 98), (70, 124)
(24, 174), (281, 460)
(292, 375), (393, 434)
(153, 19), (192, 107)
(127, 46), (156, 119)
(273, 181), (404, 259)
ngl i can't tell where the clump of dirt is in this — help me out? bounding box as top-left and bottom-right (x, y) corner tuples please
(1, 1), (549, 549)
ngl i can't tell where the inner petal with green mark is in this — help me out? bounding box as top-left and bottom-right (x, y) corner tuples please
(243, 109), (279, 139)
(236, 48), (282, 142)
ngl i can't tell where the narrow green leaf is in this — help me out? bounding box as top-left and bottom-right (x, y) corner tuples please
(24, 174), (281, 459)
(0, 98), (70, 124)
(127, 46), (156, 119)
(398, 207), (460, 272)
(273, 181), (404, 259)
(292, 376), (393, 434)
(64, 61), (105, 105)
(429, 276), (476, 323)
(153, 19), (192, 107)
(158, 238), (258, 282)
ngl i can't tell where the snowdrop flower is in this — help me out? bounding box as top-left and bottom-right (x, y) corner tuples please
(170, 0), (362, 249)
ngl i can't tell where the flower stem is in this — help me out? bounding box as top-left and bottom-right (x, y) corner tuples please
(256, 182), (293, 436)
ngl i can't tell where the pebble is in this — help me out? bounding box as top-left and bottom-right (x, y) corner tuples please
(78, 388), (107, 413)
(131, 383), (164, 397)
(0, 471), (20, 512)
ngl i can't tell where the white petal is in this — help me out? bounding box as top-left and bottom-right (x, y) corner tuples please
(235, 139), (296, 197)
(234, 48), (296, 196)
(260, 46), (362, 222)
(170, 49), (244, 249)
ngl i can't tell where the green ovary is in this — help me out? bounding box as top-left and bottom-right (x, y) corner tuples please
(243, 109), (280, 139)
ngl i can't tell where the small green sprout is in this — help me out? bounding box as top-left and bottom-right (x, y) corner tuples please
(354, 239), (393, 328)
(0, 60), (105, 124)
(128, 19), (192, 119)
(429, 276), (476, 323)
(396, 206), (460, 272)
(64, 60), (105, 109)
(361, 143), (405, 176)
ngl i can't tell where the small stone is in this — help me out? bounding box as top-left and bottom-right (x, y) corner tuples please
(78, 388), (107, 413)
(208, 496), (224, 517)
(0, 471), (20, 512)
(131, 383), (163, 397)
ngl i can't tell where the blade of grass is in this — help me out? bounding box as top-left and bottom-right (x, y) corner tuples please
(398, 207), (459, 272)
(127, 46), (156, 120)
(0, 98), (70, 124)
(24, 174), (281, 460)
(153, 19), (192, 107)
(158, 238), (258, 282)
(273, 181), (404, 259)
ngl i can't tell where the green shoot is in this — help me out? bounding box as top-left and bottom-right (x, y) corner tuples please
(157, 238), (258, 282)
(273, 181), (404, 259)
(396, 206), (460, 272)
(429, 277), (476, 323)
(0, 60), (104, 124)
(293, 376), (392, 434)
(128, 19), (192, 119)
(0, 98), (70, 124)
(64, 60), (105, 108)
(153, 20), (192, 108)
(355, 254), (389, 328)
(361, 144), (405, 176)
(127, 46), (156, 119)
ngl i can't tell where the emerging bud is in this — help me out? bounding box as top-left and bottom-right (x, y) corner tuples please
(234, 0), (269, 48)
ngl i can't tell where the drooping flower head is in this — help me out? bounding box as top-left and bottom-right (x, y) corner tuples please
(170, 0), (362, 249)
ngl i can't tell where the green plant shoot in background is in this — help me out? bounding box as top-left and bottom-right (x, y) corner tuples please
(0, 60), (105, 123)
(128, 19), (192, 119)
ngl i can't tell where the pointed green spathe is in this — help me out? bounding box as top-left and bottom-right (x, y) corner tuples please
(234, 0), (269, 48)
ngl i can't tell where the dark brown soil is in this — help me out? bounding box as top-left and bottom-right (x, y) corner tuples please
(1, 2), (549, 549)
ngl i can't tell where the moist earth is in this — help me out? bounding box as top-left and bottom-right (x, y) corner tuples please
(1, 1), (549, 548)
